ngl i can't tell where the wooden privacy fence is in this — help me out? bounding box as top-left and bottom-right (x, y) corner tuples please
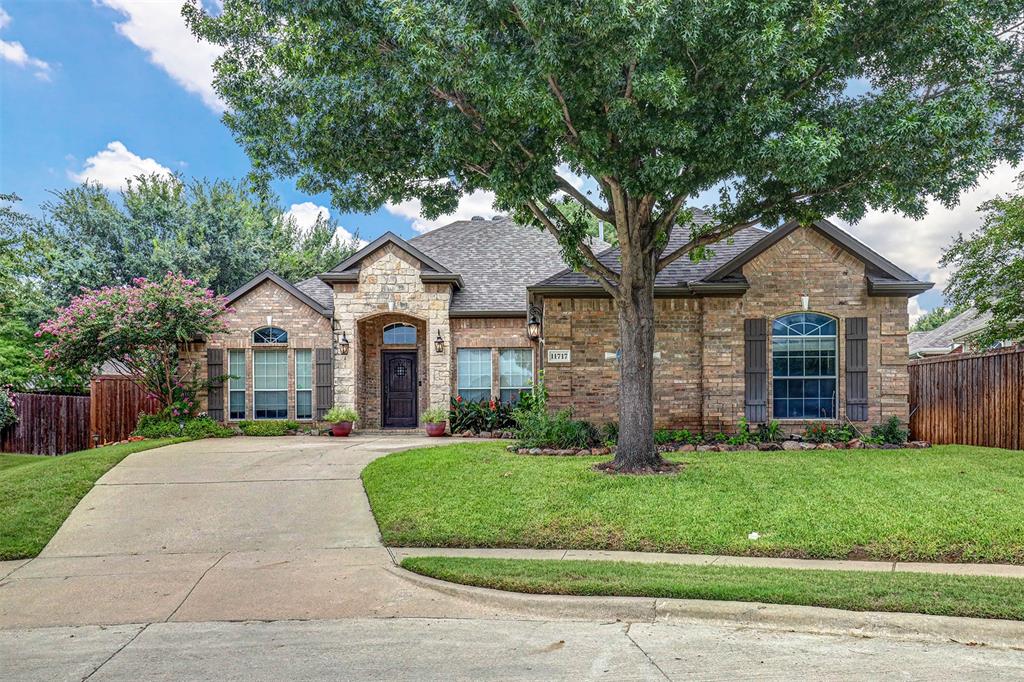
(0, 376), (160, 456)
(909, 347), (1024, 450)
(89, 375), (161, 446)
(0, 393), (91, 455)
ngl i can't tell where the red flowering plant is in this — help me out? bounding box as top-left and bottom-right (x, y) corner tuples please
(37, 273), (232, 417)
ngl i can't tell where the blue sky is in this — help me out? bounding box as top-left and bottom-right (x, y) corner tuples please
(2, 0), (1016, 319)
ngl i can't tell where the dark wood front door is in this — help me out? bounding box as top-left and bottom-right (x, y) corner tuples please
(382, 351), (417, 427)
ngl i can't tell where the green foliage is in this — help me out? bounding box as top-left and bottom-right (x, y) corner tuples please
(133, 414), (233, 439)
(942, 184), (1024, 347)
(514, 408), (601, 450)
(0, 386), (16, 432)
(601, 422), (618, 444)
(654, 428), (701, 446)
(910, 306), (963, 333)
(324, 407), (359, 423)
(449, 396), (517, 434)
(804, 422), (855, 444)
(727, 418), (752, 446)
(871, 417), (909, 445)
(421, 407), (448, 424)
(755, 420), (784, 443)
(238, 420), (301, 436)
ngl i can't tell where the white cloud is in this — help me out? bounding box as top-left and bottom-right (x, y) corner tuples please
(0, 6), (52, 80)
(69, 141), (173, 190)
(97, 0), (224, 111)
(907, 298), (926, 326)
(837, 162), (1019, 307)
(386, 189), (500, 233)
(284, 201), (367, 247)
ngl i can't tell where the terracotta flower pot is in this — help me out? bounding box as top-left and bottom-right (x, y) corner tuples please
(332, 421), (353, 437)
(424, 422), (446, 437)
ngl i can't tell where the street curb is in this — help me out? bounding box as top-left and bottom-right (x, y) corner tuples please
(390, 566), (1024, 651)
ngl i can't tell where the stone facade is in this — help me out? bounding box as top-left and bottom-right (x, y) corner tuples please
(332, 243), (452, 424)
(198, 279), (333, 422)
(540, 226), (911, 433)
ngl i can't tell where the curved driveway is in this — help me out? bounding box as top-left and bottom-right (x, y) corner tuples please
(0, 435), (507, 628)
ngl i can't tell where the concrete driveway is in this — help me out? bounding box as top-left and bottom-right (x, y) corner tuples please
(0, 435), (508, 628)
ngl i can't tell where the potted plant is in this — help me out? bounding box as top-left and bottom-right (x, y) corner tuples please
(324, 407), (358, 437)
(422, 407), (448, 437)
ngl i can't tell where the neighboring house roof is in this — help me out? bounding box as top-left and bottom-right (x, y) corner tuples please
(408, 215), (607, 315)
(225, 270), (333, 318)
(908, 308), (993, 357)
(530, 215), (932, 297)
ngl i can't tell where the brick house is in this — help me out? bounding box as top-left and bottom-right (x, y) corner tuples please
(198, 211), (931, 433)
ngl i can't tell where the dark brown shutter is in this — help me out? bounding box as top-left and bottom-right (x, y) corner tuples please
(207, 348), (224, 422)
(315, 348), (334, 419)
(744, 318), (768, 423)
(845, 317), (868, 421)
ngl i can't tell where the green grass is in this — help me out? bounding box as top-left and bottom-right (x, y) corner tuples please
(402, 556), (1024, 621)
(0, 439), (185, 560)
(362, 442), (1024, 563)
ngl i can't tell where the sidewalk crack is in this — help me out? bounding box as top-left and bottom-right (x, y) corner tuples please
(165, 552), (228, 622)
(624, 623), (671, 681)
(81, 623), (148, 681)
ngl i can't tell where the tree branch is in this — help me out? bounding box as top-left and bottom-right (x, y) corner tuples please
(527, 199), (621, 295)
(554, 174), (612, 222)
(547, 75), (580, 141)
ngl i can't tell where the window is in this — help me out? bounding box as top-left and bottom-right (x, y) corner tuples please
(295, 349), (313, 420)
(499, 349), (533, 403)
(228, 349), (246, 420)
(254, 349), (288, 419)
(772, 313), (837, 419)
(383, 323), (416, 345)
(457, 348), (491, 402)
(253, 326), (288, 344)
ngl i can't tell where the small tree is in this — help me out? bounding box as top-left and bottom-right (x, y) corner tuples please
(942, 182), (1024, 347)
(37, 273), (232, 416)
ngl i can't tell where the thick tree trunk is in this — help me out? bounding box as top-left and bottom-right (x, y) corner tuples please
(611, 273), (663, 471)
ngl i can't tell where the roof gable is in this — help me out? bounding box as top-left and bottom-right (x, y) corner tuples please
(319, 231), (459, 286)
(225, 270), (332, 318)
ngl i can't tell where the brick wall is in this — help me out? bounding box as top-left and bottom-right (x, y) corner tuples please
(196, 279), (333, 421)
(541, 225), (911, 434)
(450, 316), (537, 400)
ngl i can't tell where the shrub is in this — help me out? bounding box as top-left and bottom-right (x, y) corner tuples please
(871, 416), (909, 445)
(0, 386), (16, 432)
(755, 420), (783, 443)
(449, 396), (517, 433)
(514, 407), (601, 449)
(804, 422), (855, 444)
(238, 420), (300, 436)
(421, 407), (447, 424)
(601, 421), (618, 444)
(324, 407), (358, 423)
(132, 413), (232, 439)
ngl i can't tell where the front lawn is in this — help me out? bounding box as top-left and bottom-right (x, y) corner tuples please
(0, 439), (185, 560)
(402, 556), (1024, 621)
(362, 442), (1024, 563)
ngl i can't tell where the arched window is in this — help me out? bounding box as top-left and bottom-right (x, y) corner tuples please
(253, 326), (288, 344)
(772, 313), (837, 419)
(383, 323), (416, 345)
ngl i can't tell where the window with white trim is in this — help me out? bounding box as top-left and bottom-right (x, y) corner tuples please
(228, 349), (246, 420)
(383, 323), (416, 345)
(771, 313), (837, 419)
(254, 349), (288, 419)
(295, 349), (313, 420)
(253, 326), (288, 344)
(457, 348), (491, 402)
(499, 349), (532, 403)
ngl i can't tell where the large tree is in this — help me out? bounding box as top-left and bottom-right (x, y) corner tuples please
(188, 0), (1024, 471)
(37, 174), (360, 301)
(941, 179), (1024, 347)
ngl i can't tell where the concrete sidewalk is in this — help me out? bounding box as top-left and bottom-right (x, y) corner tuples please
(391, 547), (1024, 579)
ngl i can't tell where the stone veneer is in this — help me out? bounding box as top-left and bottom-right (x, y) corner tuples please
(332, 243), (452, 421)
(540, 225), (910, 433)
(198, 279), (333, 421)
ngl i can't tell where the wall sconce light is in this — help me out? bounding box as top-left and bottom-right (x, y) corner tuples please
(434, 331), (445, 354)
(800, 294), (810, 311)
(527, 305), (542, 340)
(266, 315), (273, 327)
(340, 331), (350, 356)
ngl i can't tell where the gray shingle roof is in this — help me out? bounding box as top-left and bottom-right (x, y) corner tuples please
(295, 276), (335, 314)
(908, 308), (991, 356)
(409, 216), (601, 314)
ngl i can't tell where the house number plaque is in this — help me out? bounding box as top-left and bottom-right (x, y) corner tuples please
(547, 349), (571, 363)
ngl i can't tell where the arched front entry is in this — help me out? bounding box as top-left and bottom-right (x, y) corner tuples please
(355, 313), (428, 428)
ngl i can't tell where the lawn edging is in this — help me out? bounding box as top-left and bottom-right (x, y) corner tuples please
(391, 560), (1024, 650)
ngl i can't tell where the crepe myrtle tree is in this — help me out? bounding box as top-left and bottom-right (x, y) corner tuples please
(37, 273), (232, 417)
(187, 1), (1024, 472)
